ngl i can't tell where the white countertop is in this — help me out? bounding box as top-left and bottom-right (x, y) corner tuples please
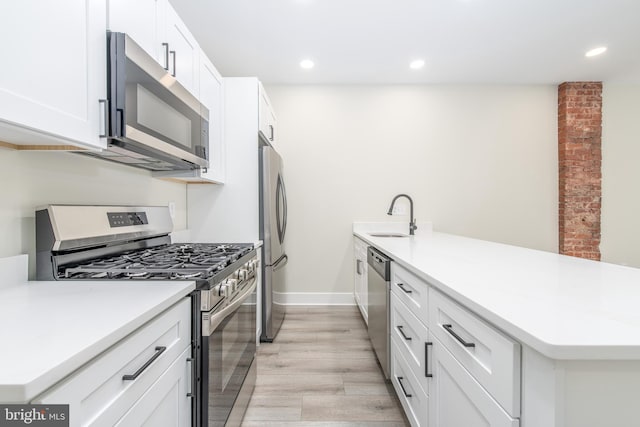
(0, 279), (195, 403)
(354, 224), (640, 360)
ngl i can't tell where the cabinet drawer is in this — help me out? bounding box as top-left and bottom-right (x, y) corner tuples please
(390, 292), (430, 394)
(390, 263), (428, 325)
(430, 337), (518, 427)
(391, 339), (429, 427)
(429, 289), (520, 417)
(34, 298), (191, 427)
(116, 346), (191, 427)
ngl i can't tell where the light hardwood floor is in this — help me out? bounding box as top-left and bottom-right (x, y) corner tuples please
(242, 306), (410, 427)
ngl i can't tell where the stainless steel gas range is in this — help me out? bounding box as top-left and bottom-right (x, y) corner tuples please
(35, 205), (258, 427)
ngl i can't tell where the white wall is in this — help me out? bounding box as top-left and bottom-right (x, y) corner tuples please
(266, 85), (559, 294)
(0, 149), (187, 278)
(601, 84), (640, 268)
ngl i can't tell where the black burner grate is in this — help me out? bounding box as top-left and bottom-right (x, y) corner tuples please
(62, 243), (253, 280)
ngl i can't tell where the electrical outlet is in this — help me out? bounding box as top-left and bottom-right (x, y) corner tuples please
(392, 205), (407, 215)
(168, 202), (176, 219)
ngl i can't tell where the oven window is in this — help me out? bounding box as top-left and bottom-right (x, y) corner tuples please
(204, 289), (256, 426)
(121, 56), (207, 159)
(136, 84), (192, 148)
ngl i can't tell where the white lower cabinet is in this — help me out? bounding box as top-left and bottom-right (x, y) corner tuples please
(429, 337), (519, 427)
(390, 291), (430, 394)
(391, 338), (429, 427)
(388, 259), (521, 427)
(353, 237), (368, 324)
(116, 346), (191, 427)
(32, 299), (192, 427)
(430, 288), (520, 416)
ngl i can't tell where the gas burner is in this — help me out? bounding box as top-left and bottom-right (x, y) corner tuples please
(172, 271), (202, 280)
(176, 245), (195, 254)
(126, 271), (150, 278)
(58, 242), (254, 282)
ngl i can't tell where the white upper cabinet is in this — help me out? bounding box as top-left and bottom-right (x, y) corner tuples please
(165, 5), (200, 97)
(198, 54), (225, 183)
(259, 82), (277, 149)
(0, 0), (107, 150)
(108, 0), (199, 97)
(155, 51), (225, 183)
(107, 0), (167, 67)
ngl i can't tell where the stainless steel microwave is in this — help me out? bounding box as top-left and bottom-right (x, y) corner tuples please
(83, 32), (209, 171)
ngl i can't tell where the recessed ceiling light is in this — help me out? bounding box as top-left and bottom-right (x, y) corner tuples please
(585, 46), (607, 57)
(300, 59), (314, 69)
(410, 59), (425, 70)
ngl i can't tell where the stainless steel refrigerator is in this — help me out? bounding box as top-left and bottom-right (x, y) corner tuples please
(259, 143), (288, 342)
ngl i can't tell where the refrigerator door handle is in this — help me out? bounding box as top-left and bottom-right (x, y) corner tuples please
(281, 177), (288, 242)
(275, 174), (285, 244)
(272, 254), (288, 272)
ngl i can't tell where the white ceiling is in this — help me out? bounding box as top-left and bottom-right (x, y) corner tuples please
(169, 0), (640, 84)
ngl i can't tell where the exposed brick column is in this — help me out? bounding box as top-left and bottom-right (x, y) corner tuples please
(558, 82), (602, 260)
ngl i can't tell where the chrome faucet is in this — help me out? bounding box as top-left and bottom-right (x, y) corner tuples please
(387, 194), (417, 235)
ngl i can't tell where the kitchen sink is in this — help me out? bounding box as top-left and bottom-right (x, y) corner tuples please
(368, 232), (409, 238)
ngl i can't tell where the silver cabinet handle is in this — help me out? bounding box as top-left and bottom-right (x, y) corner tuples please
(162, 42), (170, 70)
(356, 259), (363, 275)
(425, 342), (433, 378)
(186, 357), (195, 398)
(397, 283), (412, 294)
(98, 99), (108, 137)
(397, 325), (412, 341)
(122, 346), (166, 381)
(443, 324), (475, 348)
(170, 50), (176, 77)
(396, 376), (412, 398)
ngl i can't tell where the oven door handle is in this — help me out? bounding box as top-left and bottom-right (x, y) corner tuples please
(202, 278), (256, 336)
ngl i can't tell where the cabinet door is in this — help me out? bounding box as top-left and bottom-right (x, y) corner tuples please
(259, 82), (277, 146)
(107, 0), (167, 68)
(353, 238), (368, 324)
(116, 347), (192, 427)
(165, 5), (199, 96)
(0, 0), (107, 149)
(199, 53), (225, 183)
(33, 299), (191, 427)
(429, 338), (519, 427)
(391, 338), (429, 427)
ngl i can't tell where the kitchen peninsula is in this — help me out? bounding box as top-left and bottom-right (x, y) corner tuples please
(354, 223), (640, 427)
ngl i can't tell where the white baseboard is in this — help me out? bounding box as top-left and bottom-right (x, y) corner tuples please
(274, 292), (356, 306)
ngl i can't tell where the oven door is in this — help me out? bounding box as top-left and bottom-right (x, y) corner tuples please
(107, 32), (209, 169)
(201, 279), (257, 427)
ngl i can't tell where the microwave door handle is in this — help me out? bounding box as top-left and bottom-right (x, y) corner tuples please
(117, 108), (125, 137)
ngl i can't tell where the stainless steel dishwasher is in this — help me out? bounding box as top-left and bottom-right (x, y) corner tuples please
(367, 246), (391, 379)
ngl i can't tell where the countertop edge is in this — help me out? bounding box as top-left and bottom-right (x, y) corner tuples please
(354, 230), (640, 361)
(0, 281), (195, 403)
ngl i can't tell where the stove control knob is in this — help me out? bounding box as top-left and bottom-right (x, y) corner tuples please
(219, 283), (230, 297)
(227, 278), (238, 292)
(238, 269), (249, 280)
